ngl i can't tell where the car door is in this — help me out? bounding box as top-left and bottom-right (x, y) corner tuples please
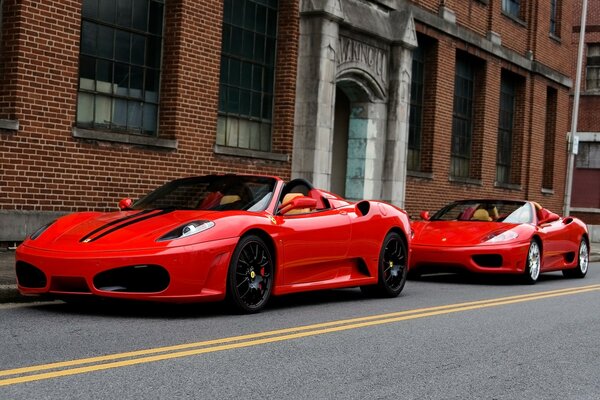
(275, 209), (351, 286)
(537, 220), (571, 270)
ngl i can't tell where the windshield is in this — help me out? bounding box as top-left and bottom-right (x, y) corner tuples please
(132, 175), (276, 212)
(430, 200), (532, 223)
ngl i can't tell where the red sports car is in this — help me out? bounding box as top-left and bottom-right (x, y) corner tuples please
(409, 199), (589, 283)
(16, 175), (411, 312)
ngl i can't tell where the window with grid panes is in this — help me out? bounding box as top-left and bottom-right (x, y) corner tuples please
(550, 0), (559, 36)
(217, 0), (278, 152)
(502, 0), (521, 19)
(408, 45), (424, 172)
(450, 57), (474, 179)
(496, 76), (516, 184)
(77, 0), (164, 135)
(586, 44), (600, 92)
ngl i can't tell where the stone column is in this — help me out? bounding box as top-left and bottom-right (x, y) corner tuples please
(293, 1), (343, 189)
(381, 45), (415, 208)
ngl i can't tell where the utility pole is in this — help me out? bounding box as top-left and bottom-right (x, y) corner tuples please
(565, 0), (588, 216)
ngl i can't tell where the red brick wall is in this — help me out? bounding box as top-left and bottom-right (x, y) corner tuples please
(0, 0), (298, 213)
(406, 12), (572, 218)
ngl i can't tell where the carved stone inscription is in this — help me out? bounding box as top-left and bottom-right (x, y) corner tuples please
(337, 36), (387, 86)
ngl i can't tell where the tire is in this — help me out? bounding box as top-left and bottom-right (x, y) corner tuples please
(523, 240), (541, 284)
(361, 232), (408, 297)
(226, 235), (273, 313)
(563, 240), (589, 279)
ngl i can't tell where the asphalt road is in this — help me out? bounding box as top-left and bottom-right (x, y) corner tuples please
(1, 264), (599, 399)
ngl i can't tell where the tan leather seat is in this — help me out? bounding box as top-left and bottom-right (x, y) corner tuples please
(219, 194), (241, 205)
(280, 193), (311, 215)
(471, 209), (492, 221)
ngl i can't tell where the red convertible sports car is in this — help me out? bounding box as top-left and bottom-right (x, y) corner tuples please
(16, 174), (411, 312)
(409, 199), (589, 283)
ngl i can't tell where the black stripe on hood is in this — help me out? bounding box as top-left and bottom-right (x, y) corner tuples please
(81, 209), (175, 243)
(80, 209), (158, 243)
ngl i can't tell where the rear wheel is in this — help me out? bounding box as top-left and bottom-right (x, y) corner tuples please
(523, 240), (541, 284)
(563, 240), (589, 279)
(361, 232), (408, 297)
(226, 235), (273, 313)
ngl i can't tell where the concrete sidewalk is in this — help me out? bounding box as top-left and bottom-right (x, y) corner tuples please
(2, 243), (600, 304)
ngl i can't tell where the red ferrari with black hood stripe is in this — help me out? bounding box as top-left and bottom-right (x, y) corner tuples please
(409, 199), (590, 283)
(16, 175), (411, 312)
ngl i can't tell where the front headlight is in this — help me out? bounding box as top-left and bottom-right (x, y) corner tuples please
(157, 220), (215, 241)
(484, 230), (518, 243)
(29, 221), (55, 240)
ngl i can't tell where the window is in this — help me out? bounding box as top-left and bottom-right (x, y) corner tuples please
(496, 76), (516, 184)
(217, 0), (278, 152)
(408, 45), (425, 172)
(502, 0), (521, 19)
(550, 0), (560, 36)
(576, 142), (600, 169)
(543, 87), (557, 189)
(451, 57), (475, 178)
(586, 44), (600, 92)
(77, 0), (164, 135)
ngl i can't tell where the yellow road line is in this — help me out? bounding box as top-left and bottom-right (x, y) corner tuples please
(1, 284), (599, 387)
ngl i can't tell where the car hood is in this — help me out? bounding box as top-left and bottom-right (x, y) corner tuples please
(23, 209), (247, 252)
(411, 221), (521, 247)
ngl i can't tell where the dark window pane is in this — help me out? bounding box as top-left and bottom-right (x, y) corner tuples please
(229, 59), (241, 86)
(231, 0), (243, 26)
(254, 35), (265, 63)
(99, 0), (116, 24)
(265, 67), (273, 92)
(219, 84), (227, 112)
(240, 90), (251, 115)
(131, 34), (146, 65)
(227, 87), (240, 113)
(149, 1), (164, 35)
(143, 103), (157, 133)
(262, 95), (272, 119)
(252, 65), (262, 91)
(115, 31), (131, 62)
(267, 8), (277, 37)
(265, 38), (276, 65)
(79, 55), (96, 81)
(230, 27), (243, 56)
(255, 5), (267, 34)
(242, 31), (254, 59)
(82, 0), (98, 19)
(97, 25), (114, 58)
(117, 0), (132, 27)
(147, 37), (162, 68)
(241, 62), (252, 89)
(244, 1), (256, 30)
(81, 21), (97, 56)
(132, 0), (149, 31)
(251, 92), (261, 117)
(220, 57), (229, 85)
(223, 0), (232, 24)
(96, 59), (113, 92)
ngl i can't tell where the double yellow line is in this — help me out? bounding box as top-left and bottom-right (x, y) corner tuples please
(2, 284), (599, 387)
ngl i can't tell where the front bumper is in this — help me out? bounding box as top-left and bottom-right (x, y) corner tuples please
(15, 238), (238, 303)
(409, 241), (530, 275)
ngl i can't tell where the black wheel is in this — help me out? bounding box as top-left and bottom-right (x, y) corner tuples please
(226, 235), (273, 313)
(563, 239), (589, 279)
(361, 232), (408, 297)
(522, 240), (541, 284)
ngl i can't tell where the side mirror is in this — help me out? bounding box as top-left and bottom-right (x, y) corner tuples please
(118, 198), (133, 210)
(279, 196), (317, 215)
(420, 211), (430, 221)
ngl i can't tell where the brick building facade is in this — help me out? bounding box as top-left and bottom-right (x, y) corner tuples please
(0, 0), (298, 240)
(570, 0), (600, 235)
(0, 0), (575, 241)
